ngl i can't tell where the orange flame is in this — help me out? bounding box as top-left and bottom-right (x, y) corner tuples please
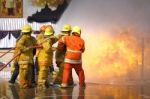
(82, 31), (142, 83)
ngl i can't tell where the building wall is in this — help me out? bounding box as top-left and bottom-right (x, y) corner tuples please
(13, 0), (150, 34)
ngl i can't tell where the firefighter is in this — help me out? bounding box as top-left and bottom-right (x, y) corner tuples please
(9, 32), (36, 86)
(53, 24), (74, 85)
(36, 26), (57, 89)
(59, 26), (85, 88)
(35, 25), (47, 74)
(8, 32), (22, 85)
(35, 25), (55, 74)
(46, 25), (55, 74)
(16, 24), (36, 88)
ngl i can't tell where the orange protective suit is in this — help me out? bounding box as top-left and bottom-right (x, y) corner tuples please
(59, 35), (85, 87)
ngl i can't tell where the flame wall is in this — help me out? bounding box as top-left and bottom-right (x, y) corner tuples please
(53, 0), (150, 83)
(82, 31), (142, 83)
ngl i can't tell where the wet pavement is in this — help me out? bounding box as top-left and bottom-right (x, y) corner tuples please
(0, 80), (150, 99)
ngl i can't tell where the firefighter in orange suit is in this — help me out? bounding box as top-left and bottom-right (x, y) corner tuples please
(36, 26), (57, 88)
(53, 24), (74, 85)
(16, 24), (36, 88)
(59, 26), (85, 88)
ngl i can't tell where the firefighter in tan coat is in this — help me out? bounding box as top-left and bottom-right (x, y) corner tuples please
(36, 26), (57, 88)
(35, 25), (55, 74)
(53, 24), (74, 85)
(35, 25), (47, 74)
(15, 24), (36, 88)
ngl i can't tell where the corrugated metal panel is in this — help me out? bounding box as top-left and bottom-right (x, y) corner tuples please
(0, 18), (53, 31)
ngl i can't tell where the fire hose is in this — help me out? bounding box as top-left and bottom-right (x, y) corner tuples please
(0, 35), (58, 71)
(0, 35), (58, 58)
(0, 46), (57, 71)
(0, 45), (42, 71)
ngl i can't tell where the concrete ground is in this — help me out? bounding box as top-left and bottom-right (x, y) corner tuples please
(0, 79), (150, 99)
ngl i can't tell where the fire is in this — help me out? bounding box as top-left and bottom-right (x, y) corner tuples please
(82, 31), (142, 83)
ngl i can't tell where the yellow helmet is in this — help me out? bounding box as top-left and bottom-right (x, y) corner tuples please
(21, 24), (32, 33)
(61, 24), (72, 32)
(47, 25), (55, 33)
(44, 27), (54, 36)
(72, 26), (81, 35)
